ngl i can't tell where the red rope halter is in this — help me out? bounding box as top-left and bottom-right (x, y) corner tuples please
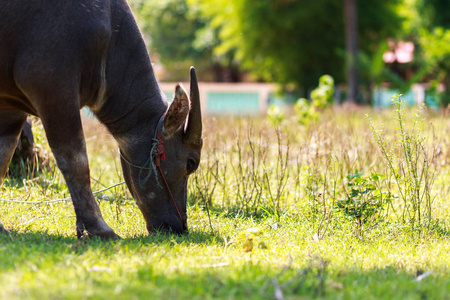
(154, 133), (183, 223)
(119, 116), (184, 227)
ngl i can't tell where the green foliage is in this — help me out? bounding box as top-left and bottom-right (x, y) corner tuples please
(128, 0), (450, 98)
(132, 0), (402, 89)
(400, 0), (450, 107)
(357, 41), (422, 98)
(336, 171), (392, 232)
(419, 27), (450, 107)
(417, 0), (450, 29)
(420, 27), (450, 75)
(294, 75), (334, 125)
(294, 98), (318, 126)
(267, 105), (285, 127)
(130, 0), (212, 81)
(233, 0), (402, 89)
(311, 75), (335, 109)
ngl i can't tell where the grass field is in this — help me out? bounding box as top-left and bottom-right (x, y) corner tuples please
(2, 101), (450, 299)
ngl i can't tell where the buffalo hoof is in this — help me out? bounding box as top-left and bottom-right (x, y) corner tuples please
(78, 229), (122, 240)
(77, 220), (122, 240)
(86, 230), (122, 240)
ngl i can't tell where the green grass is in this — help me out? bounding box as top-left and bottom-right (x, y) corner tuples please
(2, 105), (450, 299)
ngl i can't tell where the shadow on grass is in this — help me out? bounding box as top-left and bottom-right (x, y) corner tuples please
(0, 229), (223, 275)
(0, 227), (223, 257)
(127, 228), (223, 246)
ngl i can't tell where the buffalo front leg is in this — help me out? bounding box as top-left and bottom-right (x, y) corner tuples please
(38, 107), (119, 240)
(0, 111), (27, 234)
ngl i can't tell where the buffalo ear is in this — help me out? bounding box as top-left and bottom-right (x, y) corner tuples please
(163, 84), (190, 137)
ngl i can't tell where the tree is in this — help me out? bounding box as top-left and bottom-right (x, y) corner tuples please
(130, 0), (242, 82)
(130, 0), (213, 81)
(407, 0), (450, 107)
(132, 0), (402, 96)
(425, 0), (450, 28)
(344, 0), (358, 104)
(190, 0), (402, 97)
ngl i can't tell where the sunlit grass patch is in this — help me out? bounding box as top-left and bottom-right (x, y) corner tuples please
(2, 106), (450, 299)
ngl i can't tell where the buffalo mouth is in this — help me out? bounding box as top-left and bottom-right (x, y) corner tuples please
(146, 218), (188, 235)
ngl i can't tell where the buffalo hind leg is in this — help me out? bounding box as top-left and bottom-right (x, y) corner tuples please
(37, 102), (119, 240)
(0, 111), (27, 234)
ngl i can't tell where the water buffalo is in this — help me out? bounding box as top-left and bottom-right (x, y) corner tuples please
(0, 0), (202, 239)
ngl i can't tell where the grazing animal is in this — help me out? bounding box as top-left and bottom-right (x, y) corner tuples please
(0, 0), (203, 238)
(11, 118), (35, 170)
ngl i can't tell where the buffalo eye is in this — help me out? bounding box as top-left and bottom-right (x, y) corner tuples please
(186, 158), (198, 174)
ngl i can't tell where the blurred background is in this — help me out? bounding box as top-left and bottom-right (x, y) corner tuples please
(128, 0), (450, 112)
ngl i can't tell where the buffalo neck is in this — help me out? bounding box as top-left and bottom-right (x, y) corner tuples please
(92, 0), (167, 149)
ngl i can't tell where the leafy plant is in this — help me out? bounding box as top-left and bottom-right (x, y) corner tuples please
(336, 171), (392, 233)
(294, 98), (318, 126)
(310, 75), (335, 109)
(294, 75), (334, 126)
(267, 104), (285, 127)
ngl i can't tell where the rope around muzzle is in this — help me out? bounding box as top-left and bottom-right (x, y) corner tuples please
(118, 116), (165, 189)
(118, 115), (183, 224)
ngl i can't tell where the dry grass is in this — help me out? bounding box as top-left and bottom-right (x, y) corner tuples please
(2, 105), (450, 299)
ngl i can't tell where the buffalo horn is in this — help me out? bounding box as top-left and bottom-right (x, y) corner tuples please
(184, 67), (202, 147)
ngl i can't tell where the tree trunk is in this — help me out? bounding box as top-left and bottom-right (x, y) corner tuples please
(344, 0), (359, 104)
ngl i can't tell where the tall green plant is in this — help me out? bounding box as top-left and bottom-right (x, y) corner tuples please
(367, 95), (435, 231)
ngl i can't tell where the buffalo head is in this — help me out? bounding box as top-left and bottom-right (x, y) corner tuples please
(120, 67), (202, 234)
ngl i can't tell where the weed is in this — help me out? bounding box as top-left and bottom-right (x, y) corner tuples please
(336, 171), (392, 235)
(368, 95), (436, 232)
(262, 128), (289, 218)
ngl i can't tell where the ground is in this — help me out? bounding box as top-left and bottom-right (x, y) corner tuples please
(1, 105), (450, 299)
